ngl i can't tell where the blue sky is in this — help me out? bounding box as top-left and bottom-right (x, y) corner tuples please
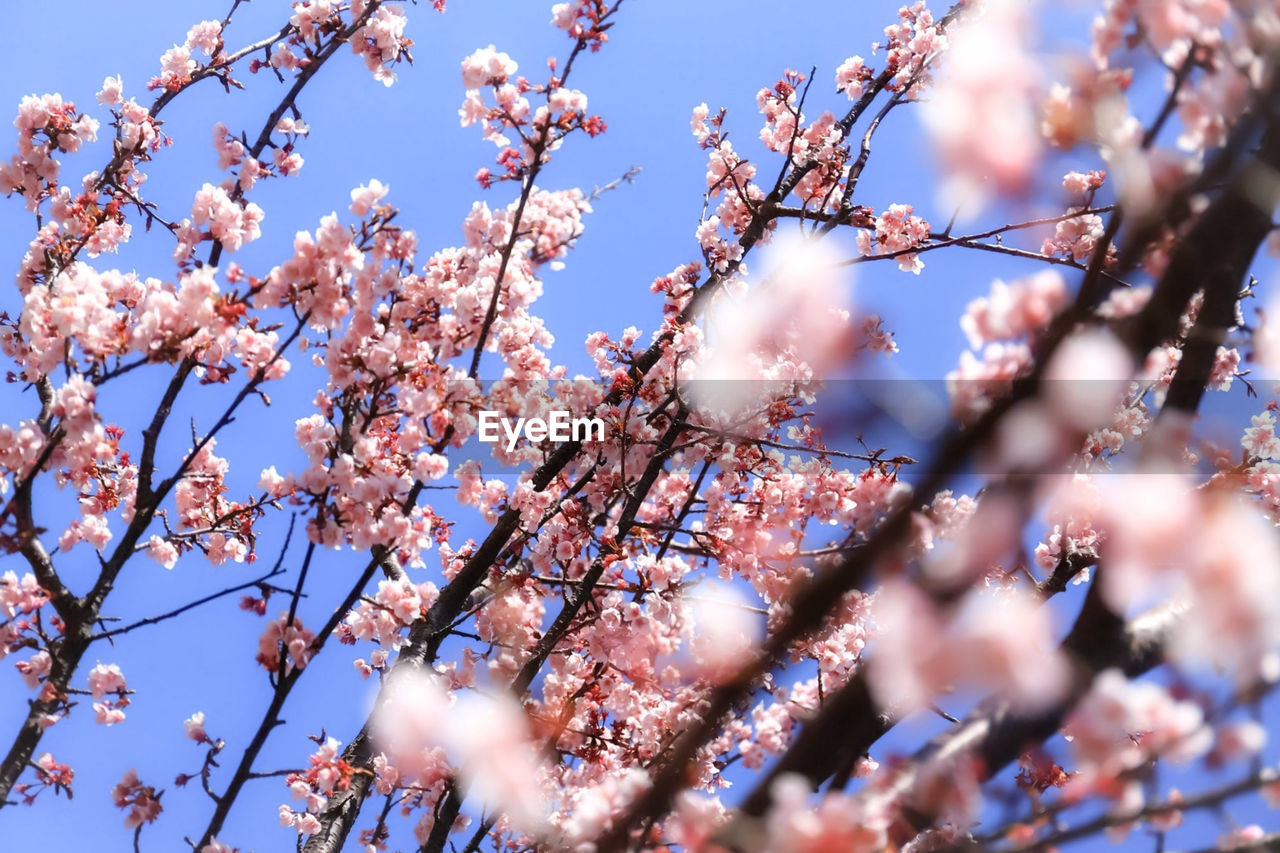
(1, 0), (1277, 850)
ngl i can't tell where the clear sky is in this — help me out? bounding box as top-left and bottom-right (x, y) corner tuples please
(1, 1), (1277, 850)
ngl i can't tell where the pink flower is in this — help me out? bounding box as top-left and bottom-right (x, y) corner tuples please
(257, 465), (292, 498)
(413, 452), (449, 481)
(1097, 284), (1151, 319)
(15, 650), (51, 688)
(87, 660), (131, 726)
(1209, 721), (1267, 765)
(946, 342), (1033, 424)
(861, 314), (898, 355)
(346, 579), (429, 647)
(155, 44), (196, 90)
(1208, 345), (1240, 391)
(349, 179), (390, 217)
(1244, 411), (1280, 460)
(558, 768), (652, 849)
(921, 0), (1041, 206)
(1219, 826), (1267, 849)
(371, 668), (549, 834)
(256, 614), (315, 673)
(146, 536), (179, 569)
(1042, 328), (1133, 433)
(88, 662), (127, 699)
(112, 769), (163, 827)
(1064, 669), (1211, 777)
(685, 583), (764, 683)
(33, 752), (74, 793)
(764, 774), (888, 853)
(95, 703), (126, 726)
(274, 116), (310, 136)
(185, 20), (223, 56)
(290, 0), (339, 41)
(693, 215), (743, 273)
(0, 570), (47, 621)
(881, 1), (948, 95)
(1174, 499), (1280, 681)
(690, 103), (711, 144)
(1253, 293), (1280, 378)
(691, 229), (853, 412)
(269, 42), (302, 71)
(1063, 169), (1106, 197)
(351, 4), (411, 86)
(856, 203), (931, 273)
(550, 3), (577, 30)
(1042, 209), (1105, 261)
(460, 45), (517, 89)
(190, 183), (264, 252)
(233, 327), (289, 381)
(96, 75), (124, 106)
(295, 414), (336, 465)
(59, 514), (113, 553)
(869, 578), (1068, 712)
(184, 711), (208, 743)
(960, 271), (1068, 349)
(835, 55), (870, 99)
(272, 148), (304, 176)
(211, 122), (245, 169)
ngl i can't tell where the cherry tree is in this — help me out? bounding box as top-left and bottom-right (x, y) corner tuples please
(3, 1), (1280, 851)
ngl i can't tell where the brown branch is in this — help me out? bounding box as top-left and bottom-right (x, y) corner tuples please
(305, 4), (983, 847)
(593, 72), (1280, 851)
(1169, 832), (1280, 853)
(513, 410), (688, 696)
(193, 535), (385, 849)
(466, 2), (625, 379)
(1003, 766), (1280, 853)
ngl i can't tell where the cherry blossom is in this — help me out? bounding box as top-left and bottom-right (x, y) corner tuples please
(461, 45), (517, 89)
(87, 662), (129, 726)
(855, 203), (930, 273)
(1246, 410), (1280, 461)
(190, 183), (264, 253)
(835, 55), (872, 100)
(4, 2), (1280, 851)
(184, 711), (209, 744)
(869, 577), (1068, 713)
(921, 0), (1041, 207)
(112, 768), (163, 828)
(961, 270), (1068, 350)
(256, 614), (315, 675)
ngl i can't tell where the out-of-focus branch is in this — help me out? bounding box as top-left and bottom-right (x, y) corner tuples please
(1004, 765), (1280, 853)
(717, 550), (1096, 836)
(1118, 102), (1280, 362)
(857, 588), (1182, 848)
(596, 71), (1280, 852)
(1169, 832), (1280, 853)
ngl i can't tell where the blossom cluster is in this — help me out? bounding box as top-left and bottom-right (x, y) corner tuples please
(7, 2), (1280, 853)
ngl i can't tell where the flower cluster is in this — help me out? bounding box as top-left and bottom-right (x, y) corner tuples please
(111, 768), (163, 828)
(1, 572), (48, 661)
(87, 662), (129, 726)
(855, 203), (930, 273)
(460, 44), (606, 183)
(255, 614), (316, 675)
(0, 93), (98, 210)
